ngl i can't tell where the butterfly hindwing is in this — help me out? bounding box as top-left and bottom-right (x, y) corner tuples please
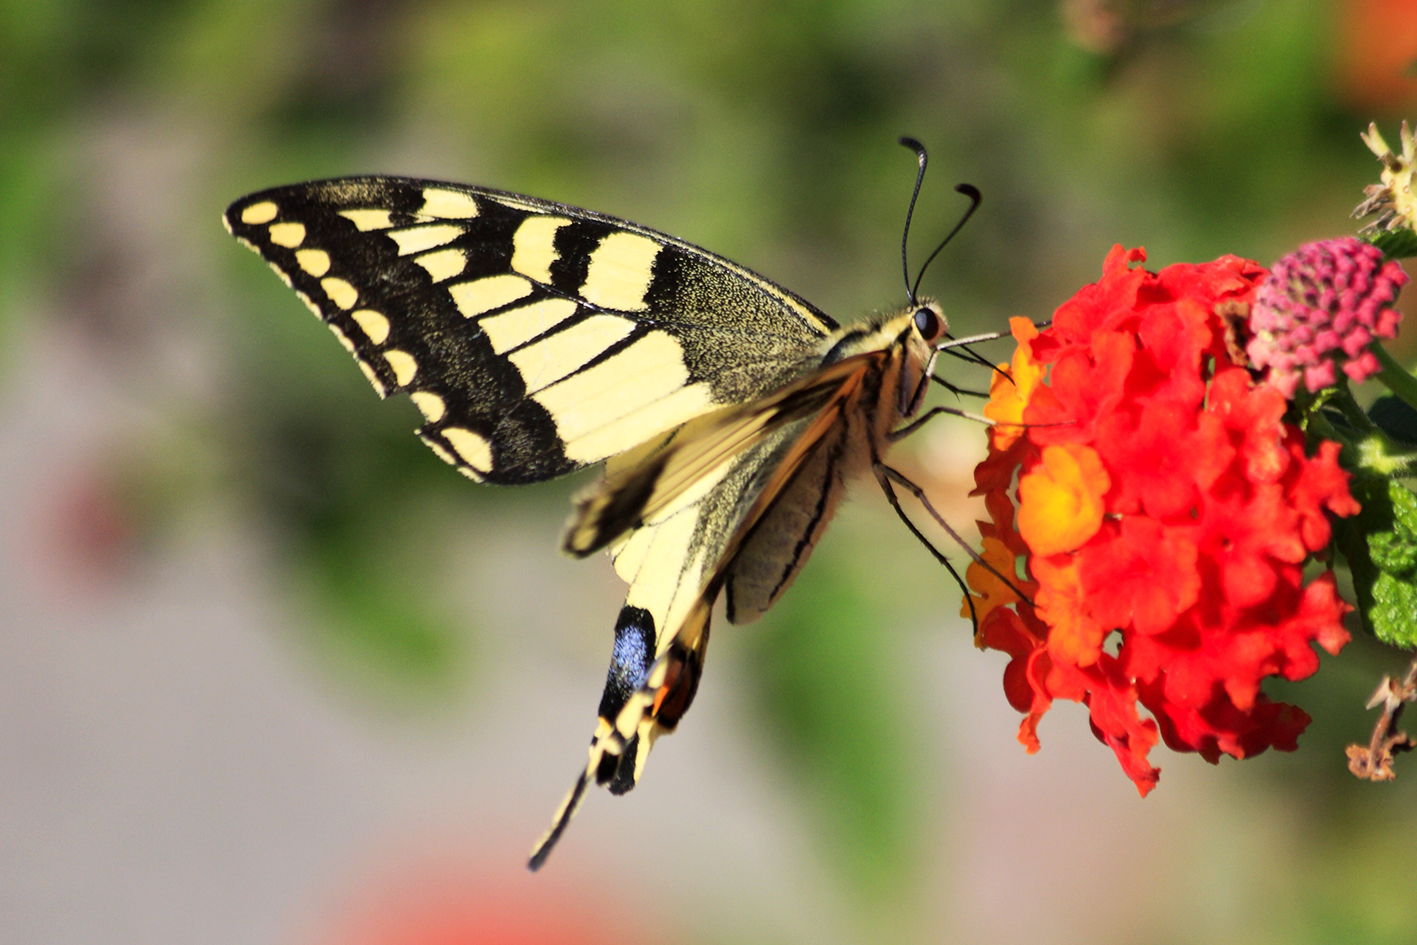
(528, 346), (904, 868)
(224, 178), (838, 484)
(530, 407), (822, 869)
(562, 355), (873, 557)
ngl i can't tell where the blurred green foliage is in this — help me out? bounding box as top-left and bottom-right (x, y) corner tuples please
(745, 549), (924, 904)
(4, 0), (1417, 930)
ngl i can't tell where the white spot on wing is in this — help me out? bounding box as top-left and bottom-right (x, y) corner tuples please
(339, 208), (394, 231)
(419, 188), (480, 218)
(414, 248), (466, 282)
(388, 224), (465, 256)
(295, 291), (321, 318)
(321, 277), (358, 309)
(350, 309), (390, 344)
(241, 201), (278, 224)
(480, 298), (579, 353)
(508, 314), (636, 393)
(383, 349), (418, 386)
(580, 232), (660, 311)
(268, 222), (305, 247)
(447, 274), (533, 319)
(420, 435), (456, 466)
(442, 427), (493, 473)
(266, 261), (294, 287)
(358, 359), (387, 397)
(512, 215), (572, 282)
(296, 249), (331, 277)
(410, 391), (446, 423)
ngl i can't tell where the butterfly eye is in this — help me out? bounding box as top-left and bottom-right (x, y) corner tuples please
(913, 306), (942, 340)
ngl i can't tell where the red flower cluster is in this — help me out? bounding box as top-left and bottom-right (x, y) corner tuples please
(967, 246), (1360, 794)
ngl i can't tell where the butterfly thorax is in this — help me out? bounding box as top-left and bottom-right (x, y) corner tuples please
(716, 298), (946, 622)
(814, 297), (946, 436)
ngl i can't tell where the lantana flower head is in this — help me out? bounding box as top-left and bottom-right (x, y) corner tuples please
(1246, 237), (1407, 397)
(967, 246), (1360, 795)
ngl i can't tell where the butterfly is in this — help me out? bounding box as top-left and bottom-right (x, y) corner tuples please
(223, 140), (988, 870)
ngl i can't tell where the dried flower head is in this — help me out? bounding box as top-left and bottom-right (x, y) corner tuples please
(1246, 237), (1407, 398)
(1354, 121), (1417, 233)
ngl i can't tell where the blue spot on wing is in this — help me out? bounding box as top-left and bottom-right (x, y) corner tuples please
(597, 605), (655, 720)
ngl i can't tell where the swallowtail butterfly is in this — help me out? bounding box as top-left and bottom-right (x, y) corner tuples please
(224, 143), (983, 869)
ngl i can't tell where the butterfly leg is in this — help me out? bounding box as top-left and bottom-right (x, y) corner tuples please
(872, 462), (1033, 622)
(887, 403), (994, 442)
(871, 461), (978, 628)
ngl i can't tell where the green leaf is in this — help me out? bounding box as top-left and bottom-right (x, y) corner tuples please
(1336, 477), (1417, 648)
(1363, 227), (1417, 260)
(1368, 396), (1417, 446)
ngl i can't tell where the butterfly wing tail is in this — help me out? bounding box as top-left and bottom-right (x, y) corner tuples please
(527, 766), (591, 871)
(526, 600), (711, 870)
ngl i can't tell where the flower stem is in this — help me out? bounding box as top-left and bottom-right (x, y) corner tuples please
(1374, 343), (1417, 409)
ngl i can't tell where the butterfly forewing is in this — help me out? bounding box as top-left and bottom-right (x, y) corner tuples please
(224, 178), (837, 484)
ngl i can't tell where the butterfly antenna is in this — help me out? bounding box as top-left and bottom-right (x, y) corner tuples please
(898, 136), (930, 304)
(910, 183), (981, 303)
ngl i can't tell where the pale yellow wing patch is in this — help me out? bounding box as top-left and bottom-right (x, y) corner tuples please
(448, 275), (533, 319)
(418, 187), (480, 218)
(508, 314), (637, 394)
(532, 330), (715, 464)
(387, 224), (465, 255)
(480, 298), (579, 353)
(338, 208), (393, 231)
(511, 215), (573, 282)
(580, 231), (660, 311)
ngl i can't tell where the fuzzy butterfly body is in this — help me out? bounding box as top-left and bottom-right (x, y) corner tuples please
(224, 176), (950, 869)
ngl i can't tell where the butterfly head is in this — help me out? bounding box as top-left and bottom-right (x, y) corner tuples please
(910, 299), (948, 346)
(900, 298), (946, 417)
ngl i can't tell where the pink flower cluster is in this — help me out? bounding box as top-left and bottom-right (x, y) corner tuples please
(1246, 237), (1407, 397)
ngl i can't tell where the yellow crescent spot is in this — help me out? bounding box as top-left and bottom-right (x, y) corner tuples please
(321, 278), (358, 309)
(410, 391), (446, 423)
(295, 249), (331, 277)
(383, 349), (418, 386)
(350, 309), (390, 344)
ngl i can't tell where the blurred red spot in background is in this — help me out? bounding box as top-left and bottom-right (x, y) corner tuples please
(317, 857), (657, 945)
